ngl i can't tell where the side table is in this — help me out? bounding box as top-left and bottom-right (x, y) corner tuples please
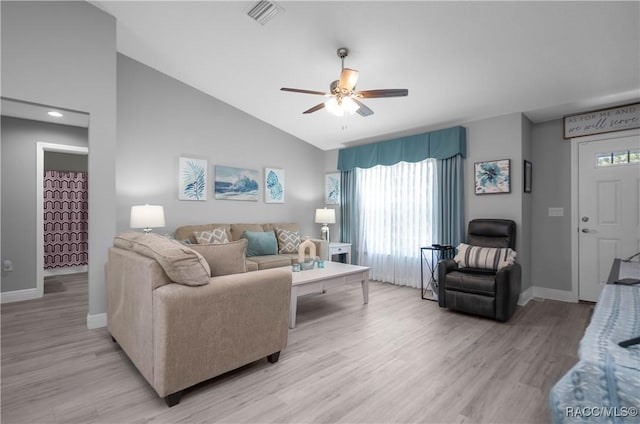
(329, 242), (352, 264)
(420, 245), (455, 301)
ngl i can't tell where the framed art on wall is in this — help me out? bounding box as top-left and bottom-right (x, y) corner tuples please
(214, 165), (259, 201)
(264, 168), (285, 203)
(325, 172), (340, 204)
(474, 159), (511, 194)
(178, 157), (207, 201)
(524, 160), (532, 193)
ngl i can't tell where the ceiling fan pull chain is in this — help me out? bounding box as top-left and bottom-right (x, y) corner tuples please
(341, 113), (349, 131)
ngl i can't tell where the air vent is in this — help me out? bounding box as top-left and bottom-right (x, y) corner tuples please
(246, 0), (283, 25)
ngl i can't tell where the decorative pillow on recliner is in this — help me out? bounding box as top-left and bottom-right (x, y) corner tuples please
(454, 243), (516, 271)
(189, 239), (248, 277)
(243, 230), (278, 257)
(194, 227), (229, 244)
(275, 227), (301, 254)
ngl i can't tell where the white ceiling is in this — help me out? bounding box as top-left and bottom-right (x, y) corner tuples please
(92, 1), (640, 151)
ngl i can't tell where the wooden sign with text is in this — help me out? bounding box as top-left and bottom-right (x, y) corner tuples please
(564, 103), (640, 139)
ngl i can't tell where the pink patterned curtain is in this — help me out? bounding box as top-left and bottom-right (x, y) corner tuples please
(43, 171), (88, 269)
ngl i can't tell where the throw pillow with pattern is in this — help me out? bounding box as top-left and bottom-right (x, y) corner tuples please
(275, 227), (301, 254)
(454, 243), (516, 271)
(194, 227), (229, 244)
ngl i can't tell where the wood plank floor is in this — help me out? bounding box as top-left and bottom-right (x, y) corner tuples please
(1, 273), (592, 424)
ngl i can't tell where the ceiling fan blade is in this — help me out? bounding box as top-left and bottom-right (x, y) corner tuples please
(354, 89), (409, 98)
(338, 68), (359, 92)
(281, 88), (330, 96)
(352, 98), (374, 117)
(303, 103), (326, 114)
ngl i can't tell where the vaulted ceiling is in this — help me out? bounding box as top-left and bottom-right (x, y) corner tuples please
(92, 1), (640, 150)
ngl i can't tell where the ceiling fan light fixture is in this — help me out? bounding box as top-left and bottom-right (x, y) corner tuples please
(342, 97), (360, 115)
(324, 96), (359, 116)
(324, 97), (344, 117)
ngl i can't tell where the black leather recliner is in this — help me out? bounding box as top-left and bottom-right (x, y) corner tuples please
(438, 219), (521, 322)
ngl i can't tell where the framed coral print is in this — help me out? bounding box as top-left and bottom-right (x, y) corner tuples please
(474, 159), (510, 194)
(264, 168), (285, 203)
(325, 172), (340, 204)
(178, 157), (207, 201)
(524, 160), (532, 193)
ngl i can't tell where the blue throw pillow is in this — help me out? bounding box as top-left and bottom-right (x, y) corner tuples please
(243, 230), (278, 257)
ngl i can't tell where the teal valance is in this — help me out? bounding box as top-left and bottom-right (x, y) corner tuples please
(337, 126), (466, 171)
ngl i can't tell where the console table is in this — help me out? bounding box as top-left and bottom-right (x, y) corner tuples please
(420, 245), (455, 301)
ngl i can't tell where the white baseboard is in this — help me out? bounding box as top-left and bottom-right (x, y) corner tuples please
(87, 312), (107, 329)
(532, 286), (578, 303)
(1, 288), (41, 304)
(43, 265), (88, 277)
(518, 286), (534, 306)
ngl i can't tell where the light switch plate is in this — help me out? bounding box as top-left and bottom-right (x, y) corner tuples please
(548, 207), (564, 217)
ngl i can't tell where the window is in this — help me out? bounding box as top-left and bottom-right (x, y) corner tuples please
(355, 160), (435, 287)
(596, 150), (640, 167)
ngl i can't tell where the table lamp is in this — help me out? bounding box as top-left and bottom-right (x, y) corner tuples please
(315, 207), (336, 242)
(130, 204), (165, 234)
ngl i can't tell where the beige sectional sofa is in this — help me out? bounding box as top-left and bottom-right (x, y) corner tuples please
(174, 222), (329, 270)
(106, 232), (292, 407)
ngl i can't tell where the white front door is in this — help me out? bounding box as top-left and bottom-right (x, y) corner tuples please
(578, 134), (640, 301)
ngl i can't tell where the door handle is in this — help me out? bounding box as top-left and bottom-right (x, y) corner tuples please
(581, 228), (592, 233)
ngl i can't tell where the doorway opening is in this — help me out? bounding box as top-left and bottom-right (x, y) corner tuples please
(37, 143), (89, 297)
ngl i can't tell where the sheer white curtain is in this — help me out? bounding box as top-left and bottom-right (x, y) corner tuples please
(355, 159), (436, 287)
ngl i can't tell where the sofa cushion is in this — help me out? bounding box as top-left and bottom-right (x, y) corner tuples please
(190, 239), (247, 277)
(194, 227), (229, 244)
(230, 224), (264, 242)
(246, 260), (259, 272)
(114, 232), (210, 286)
(243, 230), (278, 257)
(262, 223), (299, 233)
(174, 223), (231, 244)
(454, 243), (516, 271)
(248, 255), (293, 270)
(275, 227), (301, 254)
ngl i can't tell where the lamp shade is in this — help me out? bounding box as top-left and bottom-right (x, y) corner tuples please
(130, 204), (165, 231)
(315, 208), (336, 224)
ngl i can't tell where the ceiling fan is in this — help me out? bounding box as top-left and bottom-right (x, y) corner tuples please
(281, 47), (408, 117)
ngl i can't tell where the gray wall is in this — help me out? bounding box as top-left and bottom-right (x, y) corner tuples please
(1, 1), (117, 318)
(463, 113), (532, 290)
(324, 114), (577, 295)
(322, 149), (341, 241)
(520, 115), (533, 291)
(45, 151), (88, 172)
(531, 118), (572, 291)
(1, 117), (88, 292)
(117, 55), (324, 237)
(324, 113), (534, 292)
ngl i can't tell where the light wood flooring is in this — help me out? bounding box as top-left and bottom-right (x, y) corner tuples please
(1, 273), (592, 424)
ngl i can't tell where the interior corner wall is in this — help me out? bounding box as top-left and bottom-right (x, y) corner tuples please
(116, 54), (324, 237)
(520, 115), (533, 291)
(531, 118), (572, 291)
(463, 113), (529, 291)
(323, 149), (341, 241)
(1, 117), (88, 293)
(1, 1), (117, 318)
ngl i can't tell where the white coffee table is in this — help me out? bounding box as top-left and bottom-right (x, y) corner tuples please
(289, 261), (370, 328)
